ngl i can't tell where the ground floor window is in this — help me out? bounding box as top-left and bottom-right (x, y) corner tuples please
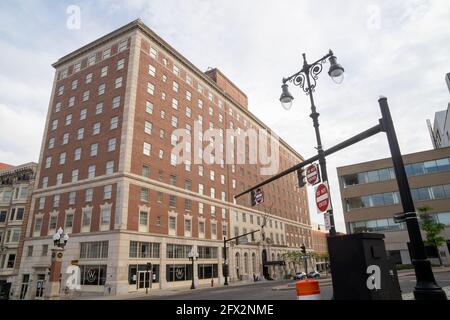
(128, 264), (160, 284)
(166, 264), (193, 282)
(198, 264), (218, 279)
(79, 265), (107, 286)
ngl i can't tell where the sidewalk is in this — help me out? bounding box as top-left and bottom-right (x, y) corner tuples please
(396, 266), (450, 277)
(76, 279), (282, 300)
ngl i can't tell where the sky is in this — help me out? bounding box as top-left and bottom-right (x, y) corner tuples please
(0, 0), (449, 232)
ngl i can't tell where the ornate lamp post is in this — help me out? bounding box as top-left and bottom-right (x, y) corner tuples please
(188, 247), (199, 290)
(280, 50), (344, 237)
(46, 227), (69, 299)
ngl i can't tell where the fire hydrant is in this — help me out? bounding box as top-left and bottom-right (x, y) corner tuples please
(211, 279), (214, 287)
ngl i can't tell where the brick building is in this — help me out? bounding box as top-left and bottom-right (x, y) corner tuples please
(15, 20), (311, 299)
(0, 163), (37, 299)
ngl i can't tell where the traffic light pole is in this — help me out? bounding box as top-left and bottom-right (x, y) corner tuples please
(223, 230), (260, 286)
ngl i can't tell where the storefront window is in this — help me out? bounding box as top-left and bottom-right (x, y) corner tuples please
(79, 265), (107, 286)
(166, 264), (193, 282)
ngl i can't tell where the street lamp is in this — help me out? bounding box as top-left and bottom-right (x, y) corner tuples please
(188, 247), (199, 290)
(280, 49), (344, 237)
(52, 227), (69, 248)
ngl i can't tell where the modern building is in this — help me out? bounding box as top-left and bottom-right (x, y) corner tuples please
(337, 147), (450, 265)
(0, 162), (37, 299)
(427, 73), (450, 149)
(15, 19), (312, 299)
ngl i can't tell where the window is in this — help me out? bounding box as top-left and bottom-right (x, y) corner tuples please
(115, 77), (123, 89)
(74, 147), (81, 161)
(59, 152), (66, 165)
(101, 66), (108, 77)
(148, 64), (156, 76)
(170, 153), (177, 166)
(80, 108), (87, 120)
(173, 65), (180, 76)
(79, 241), (109, 259)
(198, 166), (204, 177)
(169, 216), (176, 231)
(48, 138), (55, 149)
(169, 195), (176, 208)
(65, 114), (73, 126)
(101, 207), (111, 225)
(85, 188), (93, 202)
(199, 221), (205, 234)
(103, 48), (111, 59)
(85, 73), (93, 84)
(185, 106), (192, 118)
(150, 47), (157, 59)
(171, 116), (178, 128)
(58, 85), (64, 96)
(143, 142), (151, 156)
(199, 203), (204, 214)
(129, 241), (160, 258)
(68, 96), (75, 107)
(79, 265), (107, 286)
(140, 187), (149, 202)
(112, 96), (121, 109)
(198, 184), (204, 195)
(144, 121), (152, 134)
(38, 197), (45, 210)
(106, 161), (114, 174)
(71, 170), (78, 182)
(65, 212), (74, 228)
(117, 58), (125, 70)
(77, 128), (84, 140)
(160, 110), (166, 119)
(88, 165), (96, 179)
(6, 254), (16, 269)
(142, 165), (150, 178)
(198, 99), (203, 109)
(146, 101), (153, 114)
(184, 219), (192, 233)
(51, 119), (58, 131)
(42, 244), (49, 257)
(172, 81), (179, 93)
(104, 185), (112, 199)
(53, 194), (60, 207)
(56, 173), (63, 185)
(139, 211), (148, 226)
(69, 191), (76, 205)
(118, 39), (128, 52)
(54, 102), (61, 113)
(88, 55), (96, 66)
(172, 98), (178, 110)
(82, 209), (92, 228)
(107, 138), (116, 152)
(90, 143), (98, 157)
(147, 82), (155, 95)
(93, 122), (100, 135)
(159, 149), (164, 159)
(96, 102), (103, 114)
(211, 223), (217, 238)
(74, 62), (81, 72)
(62, 133), (69, 145)
(81, 91), (90, 102)
(45, 156), (52, 169)
(98, 84), (105, 96)
(186, 74), (192, 85)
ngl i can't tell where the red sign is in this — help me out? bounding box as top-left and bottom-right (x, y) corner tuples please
(306, 164), (320, 185)
(315, 182), (331, 213)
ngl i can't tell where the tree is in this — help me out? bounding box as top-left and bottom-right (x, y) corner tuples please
(311, 252), (330, 277)
(282, 251), (309, 274)
(418, 205), (446, 266)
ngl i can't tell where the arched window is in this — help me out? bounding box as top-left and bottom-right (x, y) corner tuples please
(244, 253), (249, 274)
(251, 253), (256, 273)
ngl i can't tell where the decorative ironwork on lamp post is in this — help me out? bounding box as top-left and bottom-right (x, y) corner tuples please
(280, 49), (345, 237)
(52, 227), (69, 248)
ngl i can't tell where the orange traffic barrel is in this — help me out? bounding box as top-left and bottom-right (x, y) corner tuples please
(296, 279), (321, 300)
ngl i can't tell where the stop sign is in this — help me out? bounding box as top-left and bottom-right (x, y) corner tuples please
(306, 164), (320, 185)
(315, 182), (331, 213)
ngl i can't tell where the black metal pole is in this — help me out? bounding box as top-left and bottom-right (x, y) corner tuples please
(378, 96), (447, 300)
(303, 53), (336, 237)
(223, 237), (229, 286)
(190, 258), (195, 290)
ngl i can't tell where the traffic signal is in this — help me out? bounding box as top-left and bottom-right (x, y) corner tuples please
(297, 168), (306, 188)
(300, 244), (306, 254)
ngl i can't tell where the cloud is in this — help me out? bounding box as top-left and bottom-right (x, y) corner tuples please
(0, 0), (449, 232)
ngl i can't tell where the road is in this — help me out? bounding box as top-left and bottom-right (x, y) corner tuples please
(131, 271), (450, 300)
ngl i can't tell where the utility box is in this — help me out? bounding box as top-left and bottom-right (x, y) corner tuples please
(327, 233), (402, 300)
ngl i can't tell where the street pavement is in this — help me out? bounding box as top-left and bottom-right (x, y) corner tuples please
(129, 271), (450, 300)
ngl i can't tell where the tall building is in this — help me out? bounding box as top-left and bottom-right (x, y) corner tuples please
(336, 147), (450, 265)
(15, 20), (311, 299)
(427, 73), (450, 149)
(0, 162), (37, 299)
(310, 224), (328, 272)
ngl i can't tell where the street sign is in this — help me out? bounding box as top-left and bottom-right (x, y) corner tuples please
(324, 212), (331, 230)
(251, 188), (264, 206)
(306, 164), (320, 185)
(315, 181), (331, 214)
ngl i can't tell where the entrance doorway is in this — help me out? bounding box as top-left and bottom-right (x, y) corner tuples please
(137, 271), (150, 290)
(19, 274), (29, 300)
(261, 249), (270, 280)
(35, 274), (45, 298)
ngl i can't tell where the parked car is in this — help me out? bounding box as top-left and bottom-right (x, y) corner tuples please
(294, 272), (307, 280)
(307, 271), (321, 279)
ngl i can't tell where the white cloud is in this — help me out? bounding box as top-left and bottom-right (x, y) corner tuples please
(1, 0), (449, 232)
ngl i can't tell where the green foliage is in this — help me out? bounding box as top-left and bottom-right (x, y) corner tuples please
(417, 205), (446, 265)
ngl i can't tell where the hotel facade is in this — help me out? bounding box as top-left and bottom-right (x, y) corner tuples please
(14, 20), (312, 299)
